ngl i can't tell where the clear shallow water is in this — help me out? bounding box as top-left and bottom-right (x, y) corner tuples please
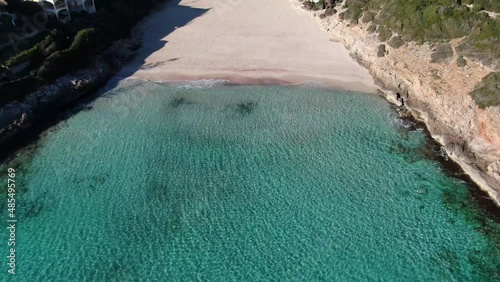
(0, 81), (499, 281)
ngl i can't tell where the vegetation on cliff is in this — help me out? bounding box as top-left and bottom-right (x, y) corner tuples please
(339, 0), (499, 62)
(471, 72), (500, 109)
(0, 0), (168, 107)
(462, 0), (500, 13)
(323, 0), (500, 108)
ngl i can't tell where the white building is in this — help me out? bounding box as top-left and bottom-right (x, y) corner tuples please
(33, 0), (96, 22)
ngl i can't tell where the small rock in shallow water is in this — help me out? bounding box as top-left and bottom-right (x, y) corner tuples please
(396, 108), (412, 118)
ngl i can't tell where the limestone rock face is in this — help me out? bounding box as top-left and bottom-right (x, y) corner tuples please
(299, 2), (500, 205)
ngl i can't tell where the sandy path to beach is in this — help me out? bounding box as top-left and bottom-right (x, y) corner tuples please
(119, 0), (376, 92)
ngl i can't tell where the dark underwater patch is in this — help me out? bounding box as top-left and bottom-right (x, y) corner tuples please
(20, 199), (44, 220)
(388, 141), (423, 164)
(0, 143), (47, 213)
(429, 248), (461, 277)
(169, 97), (194, 108)
(441, 185), (500, 281)
(72, 174), (108, 193)
(236, 101), (258, 115)
(147, 181), (189, 231)
(225, 101), (258, 117)
(390, 105), (500, 281)
(148, 182), (170, 202)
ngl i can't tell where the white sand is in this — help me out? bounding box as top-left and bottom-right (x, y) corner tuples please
(119, 0), (376, 92)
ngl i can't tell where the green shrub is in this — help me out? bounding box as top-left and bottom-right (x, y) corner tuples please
(377, 25), (392, 42)
(344, 0), (367, 21)
(457, 17), (500, 67)
(4, 45), (43, 69)
(315, 0), (326, 9)
(361, 11), (375, 23)
(341, 0), (500, 63)
(430, 43), (454, 63)
(367, 24), (377, 33)
(0, 0), (167, 107)
(388, 36), (404, 48)
(37, 28), (99, 80)
(68, 28), (100, 54)
(471, 72), (500, 109)
(377, 44), (387, 57)
(4, 32), (69, 72)
(462, 0), (500, 13)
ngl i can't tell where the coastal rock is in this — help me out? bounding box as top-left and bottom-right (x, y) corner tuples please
(0, 61), (113, 147)
(396, 108), (411, 118)
(0, 36), (137, 150)
(299, 1), (500, 205)
(488, 161), (500, 182)
(71, 79), (91, 90)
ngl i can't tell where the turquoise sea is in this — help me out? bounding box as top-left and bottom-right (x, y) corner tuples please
(0, 80), (499, 281)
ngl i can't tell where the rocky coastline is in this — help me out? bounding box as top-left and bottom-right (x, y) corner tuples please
(1, 0), (498, 208)
(297, 1), (500, 206)
(0, 37), (139, 159)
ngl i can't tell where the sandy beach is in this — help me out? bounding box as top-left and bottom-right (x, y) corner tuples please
(118, 0), (376, 92)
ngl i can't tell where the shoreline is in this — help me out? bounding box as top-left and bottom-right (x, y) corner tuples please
(1, 75), (498, 222)
(377, 54), (500, 208)
(123, 68), (377, 93)
(402, 102), (500, 208)
(392, 103), (500, 222)
(122, 0), (500, 206)
(374, 49), (500, 209)
(293, 2), (500, 207)
(375, 72), (500, 208)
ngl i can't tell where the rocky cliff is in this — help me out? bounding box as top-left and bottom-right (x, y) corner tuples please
(297, 1), (500, 205)
(0, 62), (111, 145)
(0, 38), (139, 155)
